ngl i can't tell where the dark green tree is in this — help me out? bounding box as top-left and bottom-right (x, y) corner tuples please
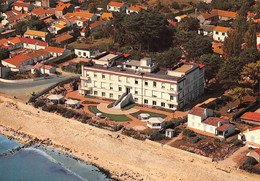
(15, 21), (27, 36)
(223, 30), (242, 58)
(198, 54), (223, 86)
(28, 16), (46, 31)
(244, 22), (257, 49)
(84, 25), (91, 38)
(176, 17), (199, 32)
(155, 47), (182, 68)
(0, 48), (9, 60)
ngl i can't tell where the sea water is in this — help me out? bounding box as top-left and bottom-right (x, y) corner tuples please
(0, 134), (114, 181)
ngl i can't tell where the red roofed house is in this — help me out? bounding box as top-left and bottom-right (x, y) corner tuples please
(107, 1), (129, 13)
(12, 1), (34, 12)
(1, 54), (33, 70)
(45, 46), (71, 57)
(188, 107), (235, 138)
(31, 62), (56, 75)
(241, 112), (260, 126)
(126, 4), (148, 14)
(36, 41), (48, 50)
(88, 19), (108, 33)
(213, 26), (231, 42)
(239, 127), (260, 148)
(20, 37), (40, 49)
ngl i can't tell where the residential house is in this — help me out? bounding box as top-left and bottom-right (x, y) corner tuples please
(0, 0), (16, 12)
(101, 13), (113, 20)
(54, 34), (74, 45)
(48, 23), (67, 34)
(147, 117), (166, 129)
(241, 112), (260, 126)
(45, 46), (71, 57)
(31, 62), (56, 75)
(24, 29), (51, 41)
(20, 37), (39, 49)
(79, 60), (205, 110)
(76, 18), (88, 28)
(26, 49), (51, 63)
(0, 37), (22, 51)
(175, 15), (190, 23)
(107, 1), (129, 12)
(197, 9), (237, 25)
(30, 8), (55, 18)
(213, 26), (230, 41)
(239, 126), (260, 148)
(55, 2), (74, 18)
(88, 19), (108, 33)
(36, 41), (48, 50)
(247, 148), (260, 162)
(75, 48), (99, 58)
(1, 54), (32, 70)
(187, 107), (235, 138)
(2, 10), (16, 19)
(67, 12), (98, 22)
(198, 25), (215, 36)
(126, 4), (147, 14)
(212, 42), (224, 57)
(12, 1), (34, 12)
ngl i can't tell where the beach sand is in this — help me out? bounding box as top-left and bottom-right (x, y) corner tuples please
(0, 95), (259, 181)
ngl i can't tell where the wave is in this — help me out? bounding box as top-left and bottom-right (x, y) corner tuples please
(23, 147), (88, 181)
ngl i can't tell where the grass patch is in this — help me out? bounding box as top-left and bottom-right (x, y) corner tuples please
(131, 111), (167, 119)
(123, 103), (136, 110)
(88, 106), (131, 122)
(85, 95), (97, 99)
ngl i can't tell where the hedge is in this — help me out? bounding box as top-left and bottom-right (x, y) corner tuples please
(49, 52), (76, 66)
(183, 129), (196, 137)
(149, 132), (166, 141)
(189, 137), (201, 143)
(232, 99), (260, 121)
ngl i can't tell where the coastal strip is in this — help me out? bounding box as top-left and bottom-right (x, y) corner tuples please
(0, 95), (259, 181)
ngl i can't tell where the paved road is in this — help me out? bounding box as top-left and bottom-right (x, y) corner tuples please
(0, 75), (79, 101)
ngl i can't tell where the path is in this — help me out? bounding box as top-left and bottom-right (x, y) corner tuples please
(125, 114), (147, 131)
(66, 91), (111, 104)
(97, 103), (139, 115)
(218, 145), (251, 167)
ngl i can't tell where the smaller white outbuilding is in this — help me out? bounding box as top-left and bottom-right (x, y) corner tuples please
(138, 113), (150, 122)
(65, 99), (80, 109)
(147, 117), (165, 129)
(165, 128), (175, 138)
(47, 94), (64, 104)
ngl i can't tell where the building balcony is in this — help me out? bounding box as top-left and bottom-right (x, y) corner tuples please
(80, 76), (90, 80)
(79, 85), (93, 91)
(167, 89), (179, 95)
(166, 99), (178, 105)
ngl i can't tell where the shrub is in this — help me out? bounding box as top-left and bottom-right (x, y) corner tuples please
(233, 100), (259, 121)
(243, 157), (258, 167)
(28, 97), (36, 103)
(189, 137), (201, 143)
(183, 129), (196, 137)
(44, 105), (58, 112)
(63, 109), (75, 118)
(150, 132), (166, 141)
(114, 125), (124, 131)
(56, 106), (67, 114)
(33, 99), (46, 108)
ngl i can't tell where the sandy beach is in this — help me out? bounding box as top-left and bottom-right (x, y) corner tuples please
(0, 95), (259, 181)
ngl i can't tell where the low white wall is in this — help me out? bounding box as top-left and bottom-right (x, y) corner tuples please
(0, 75), (57, 83)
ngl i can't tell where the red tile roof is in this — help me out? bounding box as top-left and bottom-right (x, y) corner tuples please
(127, 5), (146, 11)
(45, 46), (66, 53)
(4, 11), (14, 16)
(19, 37), (39, 44)
(2, 54), (31, 67)
(253, 148), (260, 156)
(108, 1), (124, 7)
(12, 10), (21, 15)
(54, 34), (73, 42)
(89, 19), (107, 29)
(37, 42), (48, 46)
(189, 107), (206, 116)
(201, 9), (237, 19)
(202, 117), (225, 126)
(241, 112), (260, 122)
(12, 2), (30, 7)
(32, 63), (53, 70)
(216, 123), (232, 131)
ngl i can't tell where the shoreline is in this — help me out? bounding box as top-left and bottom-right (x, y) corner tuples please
(0, 126), (115, 180)
(0, 95), (259, 181)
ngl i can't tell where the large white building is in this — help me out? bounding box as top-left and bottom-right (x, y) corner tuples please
(239, 126), (260, 148)
(213, 26), (230, 42)
(79, 58), (205, 110)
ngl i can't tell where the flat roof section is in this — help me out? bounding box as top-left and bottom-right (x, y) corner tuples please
(174, 64), (193, 73)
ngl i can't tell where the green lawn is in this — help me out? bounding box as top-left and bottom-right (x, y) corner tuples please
(131, 111), (167, 119)
(88, 106), (131, 122)
(123, 103), (136, 110)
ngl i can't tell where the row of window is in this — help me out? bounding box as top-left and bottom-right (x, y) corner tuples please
(77, 51), (87, 57)
(215, 31), (226, 36)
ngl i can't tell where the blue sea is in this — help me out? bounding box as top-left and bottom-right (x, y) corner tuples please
(0, 134), (114, 181)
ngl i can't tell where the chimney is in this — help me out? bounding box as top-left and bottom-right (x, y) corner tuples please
(204, 108), (207, 116)
(218, 121), (221, 127)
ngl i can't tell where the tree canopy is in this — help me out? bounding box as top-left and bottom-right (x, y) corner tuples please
(0, 48), (9, 60)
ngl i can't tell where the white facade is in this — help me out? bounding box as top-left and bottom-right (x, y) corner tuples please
(107, 3), (129, 12)
(213, 27), (230, 42)
(79, 61), (205, 110)
(122, 57), (157, 73)
(239, 127), (260, 148)
(75, 48), (99, 58)
(147, 117), (165, 129)
(257, 35), (260, 46)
